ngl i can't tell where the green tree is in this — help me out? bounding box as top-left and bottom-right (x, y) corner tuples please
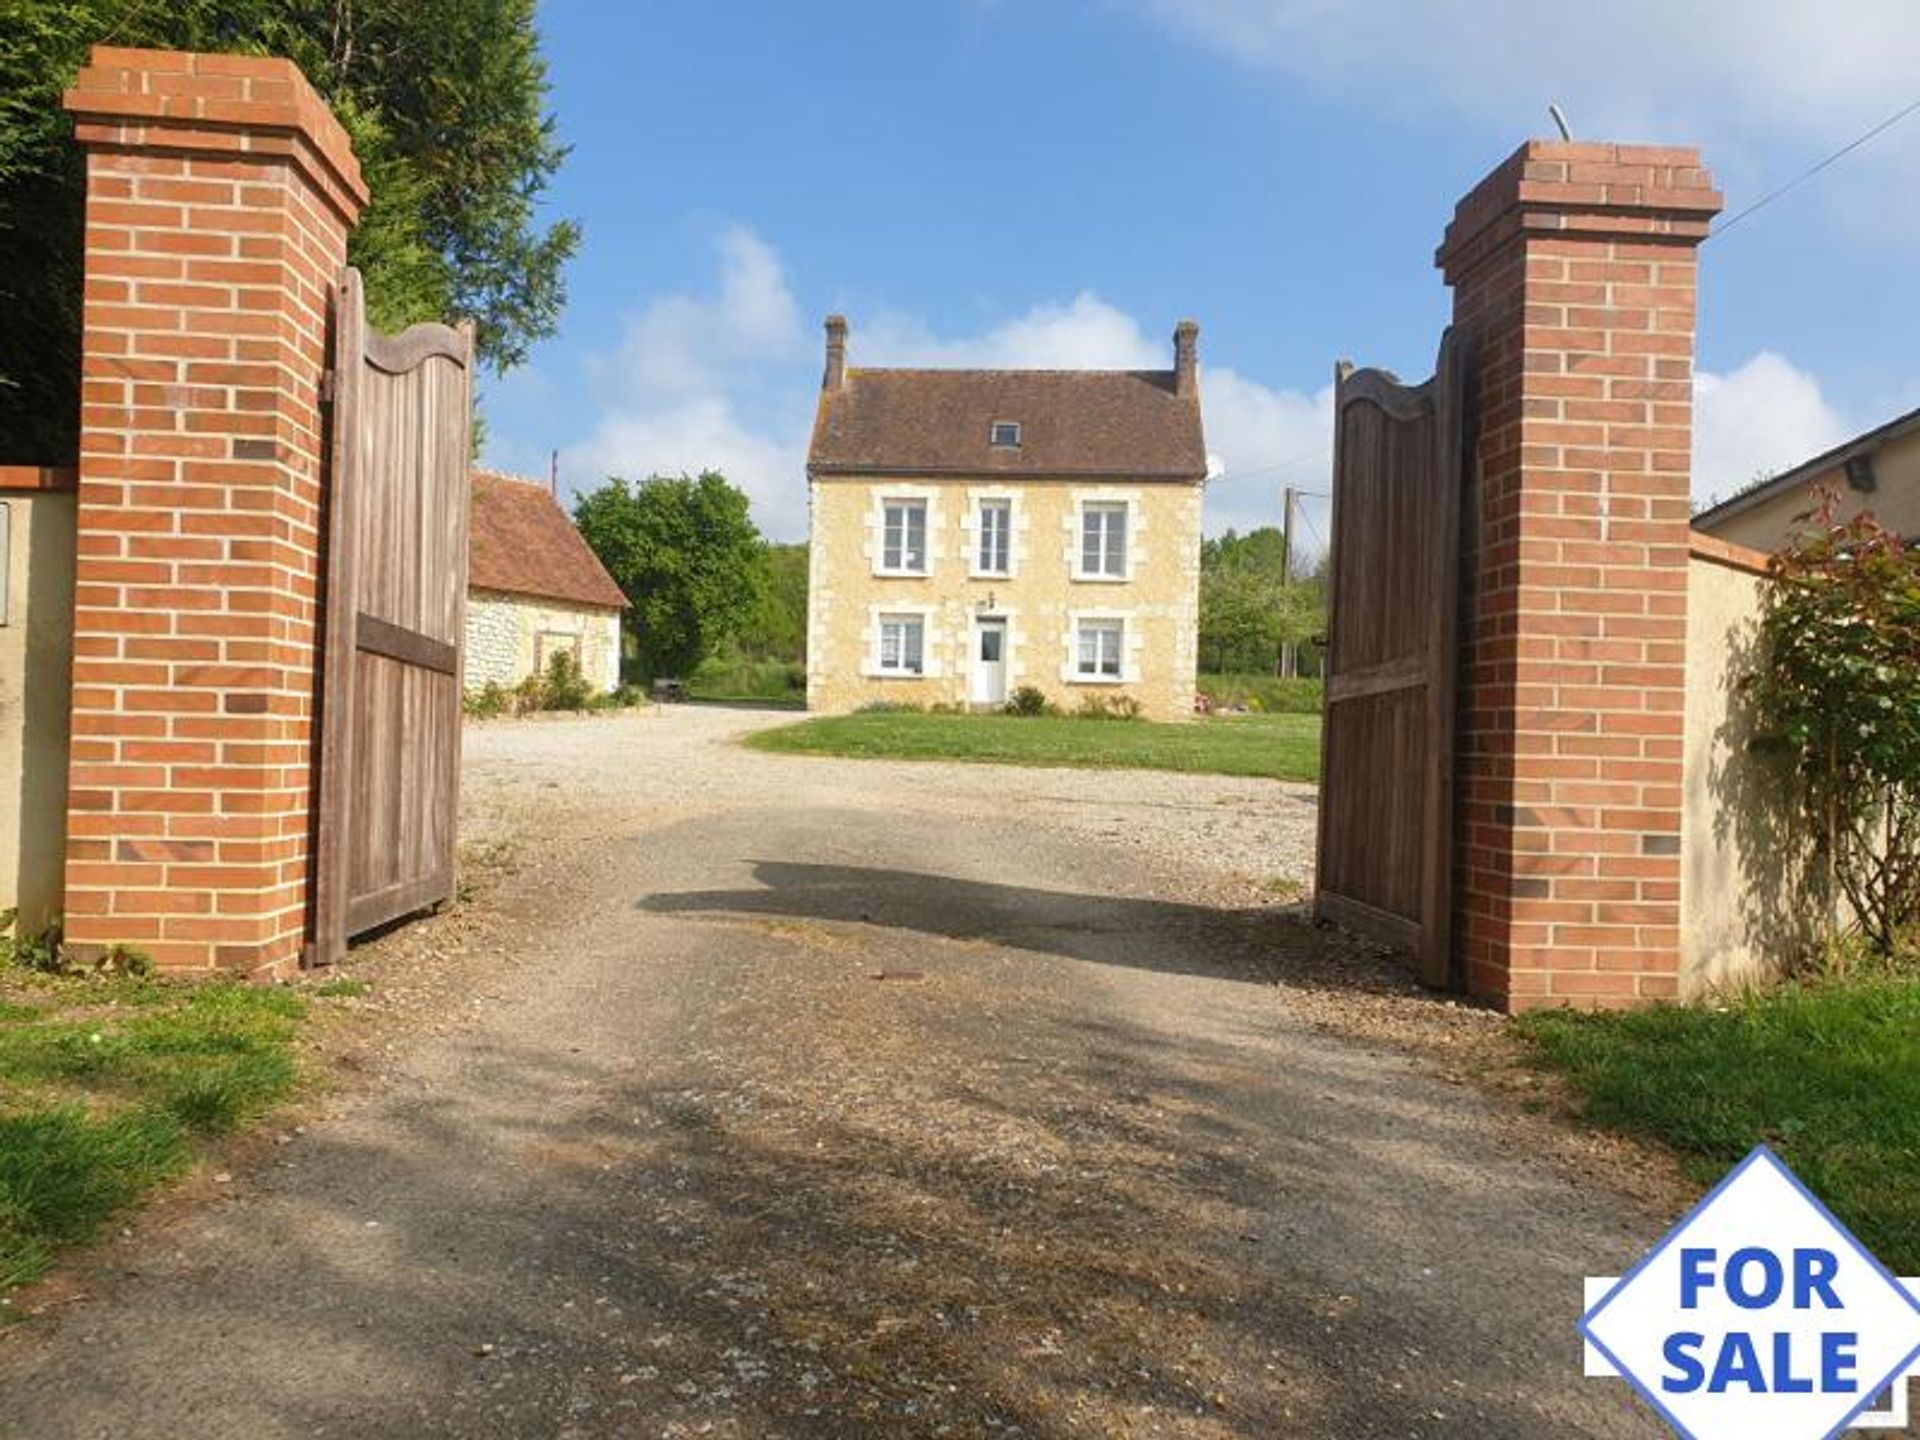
(735, 542), (808, 663)
(0, 0), (578, 460)
(574, 472), (767, 680)
(1198, 526), (1325, 674)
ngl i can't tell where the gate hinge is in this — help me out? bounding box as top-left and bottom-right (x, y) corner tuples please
(320, 368), (337, 404)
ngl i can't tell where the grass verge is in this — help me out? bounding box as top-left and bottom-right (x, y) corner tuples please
(0, 975), (310, 1291)
(1196, 673), (1324, 714)
(745, 711), (1321, 781)
(1515, 976), (1920, 1273)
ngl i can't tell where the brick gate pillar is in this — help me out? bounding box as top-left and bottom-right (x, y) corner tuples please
(1436, 143), (1721, 1010)
(62, 48), (366, 975)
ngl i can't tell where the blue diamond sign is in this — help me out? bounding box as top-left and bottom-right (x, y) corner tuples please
(1582, 1146), (1920, 1439)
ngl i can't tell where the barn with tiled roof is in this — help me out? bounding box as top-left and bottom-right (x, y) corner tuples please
(464, 470), (626, 694)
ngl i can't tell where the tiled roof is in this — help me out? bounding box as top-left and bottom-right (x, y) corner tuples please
(468, 469), (627, 611)
(808, 368), (1207, 481)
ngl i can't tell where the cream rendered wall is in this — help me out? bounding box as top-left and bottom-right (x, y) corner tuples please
(1701, 426), (1920, 553)
(0, 492), (76, 933)
(1679, 552), (1824, 995)
(464, 590), (622, 693)
(808, 476), (1203, 721)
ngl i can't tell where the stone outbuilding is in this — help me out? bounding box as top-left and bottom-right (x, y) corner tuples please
(465, 470), (626, 693)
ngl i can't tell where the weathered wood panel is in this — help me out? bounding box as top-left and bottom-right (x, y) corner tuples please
(310, 269), (474, 965)
(1314, 331), (1468, 988)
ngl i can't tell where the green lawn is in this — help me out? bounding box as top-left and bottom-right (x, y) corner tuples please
(745, 710), (1322, 781)
(1516, 977), (1920, 1273)
(0, 975), (318, 1291)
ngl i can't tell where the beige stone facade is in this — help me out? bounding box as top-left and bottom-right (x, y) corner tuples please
(464, 589), (622, 693)
(807, 477), (1203, 721)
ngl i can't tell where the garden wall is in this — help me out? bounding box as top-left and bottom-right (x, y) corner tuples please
(1678, 533), (1822, 993)
(0, 467), (77, 935)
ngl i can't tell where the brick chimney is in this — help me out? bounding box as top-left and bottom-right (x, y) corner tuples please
(823, 314), (848, 391)
(1173, 319), (1199, 399)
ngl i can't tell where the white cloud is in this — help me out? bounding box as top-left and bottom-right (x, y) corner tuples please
(591, 226), (804, 397)
(861, 293), (1166, 370)
(565, 226), (815, 537)
(1142, 0), (1920, 142)
(551, 237), (1336, 543)
(1692, 351), (1850, 508)
(1143, 1), (1920, 237)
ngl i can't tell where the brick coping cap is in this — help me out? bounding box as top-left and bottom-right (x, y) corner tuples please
(65, 45), (368, 221)
(0, 465), (78, 493)
(1437, 139), (1723, 283)
(1688, 529), (1770, 576)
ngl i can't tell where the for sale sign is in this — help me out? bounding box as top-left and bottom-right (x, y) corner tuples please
(1582, 1146), (1920, 1439)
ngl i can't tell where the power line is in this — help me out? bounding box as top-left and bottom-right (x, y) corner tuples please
(1207, 447), (1330, 487)
(1712, 93), (1920, 240)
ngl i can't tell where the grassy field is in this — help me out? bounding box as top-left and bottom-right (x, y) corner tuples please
(1516, 976), (1920, 1273)
(684, 653), (807, 706)
(0, 975), (314, 1291)
(1196, 673), (1324, 714)
(746, 711), (1322, 781)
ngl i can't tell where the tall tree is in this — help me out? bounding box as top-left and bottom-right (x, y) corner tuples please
(736, 542), (808, 663)
(1198, 525), (1326, 674)
(574, 472), (767, 680)
(0, 0), (578, 460)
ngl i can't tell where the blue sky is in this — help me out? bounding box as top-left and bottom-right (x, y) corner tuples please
(482, 1), (1920, 549)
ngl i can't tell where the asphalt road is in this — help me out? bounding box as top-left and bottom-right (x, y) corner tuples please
(0, 708), (1669, 1438)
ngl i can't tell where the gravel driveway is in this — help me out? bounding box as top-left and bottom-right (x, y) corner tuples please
(0, 707), (1669, 1438)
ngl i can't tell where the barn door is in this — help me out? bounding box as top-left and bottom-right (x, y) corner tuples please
(1313, 330), (1468, 989)
(310, 269), (475, 966)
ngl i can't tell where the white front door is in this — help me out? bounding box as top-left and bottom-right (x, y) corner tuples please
(971, 618), (1008, 706)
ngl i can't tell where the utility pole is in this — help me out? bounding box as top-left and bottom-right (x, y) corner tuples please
(1279, 485), (1298, 679)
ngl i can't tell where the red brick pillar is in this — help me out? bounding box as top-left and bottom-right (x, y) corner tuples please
(1436, 143), (1721, 1010)
(62, 48), (366, 976)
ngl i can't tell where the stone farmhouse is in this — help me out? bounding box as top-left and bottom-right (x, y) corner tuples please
(465, 470), (626, 693)
(804, 316), (1207, 721)
(1694, 401), (1920, 552)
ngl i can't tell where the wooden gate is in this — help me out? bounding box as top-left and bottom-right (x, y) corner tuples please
(310, 269), (475, 965)
(1313, 330), (1468, 988)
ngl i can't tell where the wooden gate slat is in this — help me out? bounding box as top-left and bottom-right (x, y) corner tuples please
(309, 269), (474, 965)
(1314, 330), (1468, 989)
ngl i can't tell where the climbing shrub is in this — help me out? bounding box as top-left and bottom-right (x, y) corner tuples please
(1750, 495), (1920, 962)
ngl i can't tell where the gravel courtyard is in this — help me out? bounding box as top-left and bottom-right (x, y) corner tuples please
(0, 707), (1671, 1438)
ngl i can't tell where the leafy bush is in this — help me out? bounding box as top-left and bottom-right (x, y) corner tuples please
(540, 648), (594, 711)
(1197, 674), (1324, 714)
(1075, 693), (1143, 721)
(464, 651), (602, 719)
(1751, 496), (1920, 962)
(1003, 685), (1054, 717)
(687, 649), (807, 700)
(0, 909), (61, 974)
(463, 681), (512, 720)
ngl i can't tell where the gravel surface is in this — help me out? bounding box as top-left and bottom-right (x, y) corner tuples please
(0, 706), (1677, 1438)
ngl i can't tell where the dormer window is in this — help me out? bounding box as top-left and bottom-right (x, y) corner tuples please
(990, 421), (1021, 449)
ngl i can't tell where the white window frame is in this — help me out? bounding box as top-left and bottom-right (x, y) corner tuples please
(878, 497), (929, 576)
(1061, 608), (1140, 685)
(876, 612), (926, 676)
(1075, 617), (1124, 681)
(1076, 500), (1130, 581)
(990, 420), (1021, 448)
(976, 498), (1012, 577)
